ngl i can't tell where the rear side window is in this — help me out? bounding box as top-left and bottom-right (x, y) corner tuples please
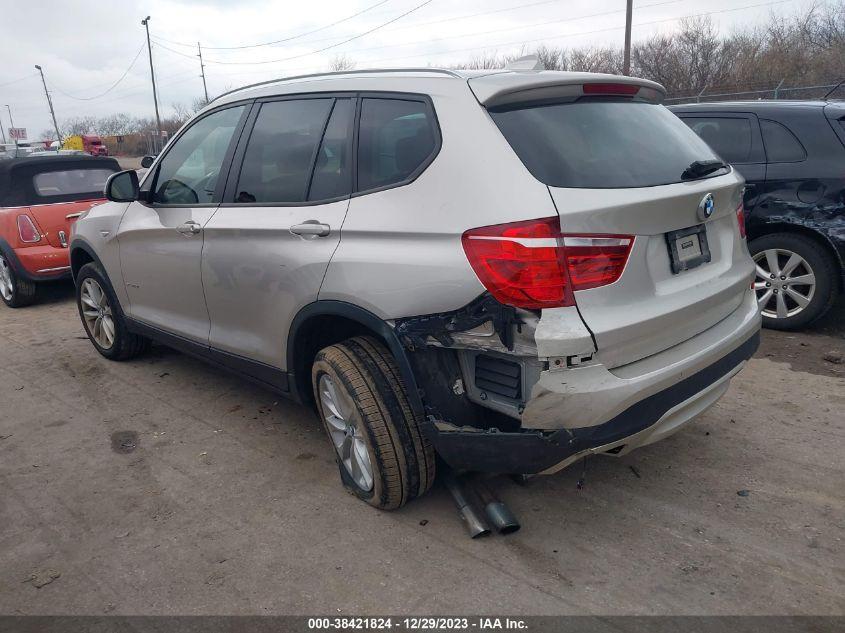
(357, 98), (436, 192)
(33, 168), (114, 197)
(760, 119), (806, 163)
(235, 99), (333, 203)
(491, 100), (722, 189)
(681, 117), (754, 164)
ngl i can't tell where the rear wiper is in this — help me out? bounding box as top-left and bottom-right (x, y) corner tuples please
(681, 159), (727, 180)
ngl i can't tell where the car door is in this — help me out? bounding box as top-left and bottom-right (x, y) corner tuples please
(677, 112), (767, 210)
(201, 95), (354, 377)
(118, 104), (248, 342)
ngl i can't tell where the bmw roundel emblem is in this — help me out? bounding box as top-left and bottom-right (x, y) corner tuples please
(698, 193), (715, 221)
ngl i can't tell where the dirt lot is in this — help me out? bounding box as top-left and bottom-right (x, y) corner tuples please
(1, 285), (843, 615)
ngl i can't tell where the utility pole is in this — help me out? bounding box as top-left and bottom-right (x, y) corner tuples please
(141, 16), (162, 146)
(623, 0), (633, 75)
(0, 109), (6, 144)
(34, 65), (62, 145)
(198, 42), (209, 104)
(6, 104), (17, 146)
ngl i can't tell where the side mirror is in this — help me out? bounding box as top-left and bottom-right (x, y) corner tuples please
(140, 155), (156, 168)
(105, 170), (140, 203)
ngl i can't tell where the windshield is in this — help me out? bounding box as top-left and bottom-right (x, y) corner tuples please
(490, 99), (724, 188)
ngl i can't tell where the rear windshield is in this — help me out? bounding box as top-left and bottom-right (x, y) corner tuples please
(33, 168), (114, 198)
(490, 99), (723, 188)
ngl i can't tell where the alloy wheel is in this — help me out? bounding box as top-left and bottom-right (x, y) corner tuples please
(80, 278), (116, 349)
(0, 255), (13, 302)
(318, 374), (374, 491)
(753, 248), (816, 319)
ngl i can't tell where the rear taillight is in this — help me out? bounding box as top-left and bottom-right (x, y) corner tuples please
(736, 202), (746, 239)
(461, 217), (633, 309)
(17, 215), (41, 243)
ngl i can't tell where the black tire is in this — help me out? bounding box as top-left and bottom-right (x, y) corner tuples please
(311, 336), (435, 510)
(75, 262), (150, 360)
(749, 232), (839, 331)
(0, 252), (37, 308)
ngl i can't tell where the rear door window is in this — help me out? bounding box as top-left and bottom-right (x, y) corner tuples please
(491, 100), (722, 189)
(308, 98), (354, 202)
(234, 99), (333, 204)
(33, 168), (114, 197)
(357, 98), (437, 192)
(760, 119), (806, 163)
(681, 117), (754, 164)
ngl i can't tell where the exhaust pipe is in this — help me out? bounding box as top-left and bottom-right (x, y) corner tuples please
(443, 471), (491, 539)
(476, 479), (521, 535)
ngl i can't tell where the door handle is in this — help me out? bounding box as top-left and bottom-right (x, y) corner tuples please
(290, 220), (331, 238)
(177, 221), (202, 235)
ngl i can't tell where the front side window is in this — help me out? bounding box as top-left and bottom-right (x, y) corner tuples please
(682, 116), (754, 164)
(357, 98), (436, 192)
(760, 119), (806, 163)
(153, 105), (245, 204)
(33, 168), (114, 197)
(234, 99), (333, 204)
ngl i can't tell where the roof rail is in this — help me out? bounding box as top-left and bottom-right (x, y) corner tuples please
(211, 68), (464, 103)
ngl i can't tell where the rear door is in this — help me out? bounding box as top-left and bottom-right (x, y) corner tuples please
(202, 95), (354, 371)
(490, 98), (752, 368)
(118, 104), (247, 342)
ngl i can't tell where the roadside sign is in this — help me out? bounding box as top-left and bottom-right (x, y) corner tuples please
(9, 127), (27, 140)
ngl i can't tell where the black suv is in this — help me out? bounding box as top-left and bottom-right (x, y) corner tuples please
(670, 101), (845, 330)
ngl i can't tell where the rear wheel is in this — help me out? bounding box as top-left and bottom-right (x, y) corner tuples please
(749, 232), (838, 330)
(76, 262), (150, 360)
(0, 253), (37, 308)
(311, 336), (435, 510)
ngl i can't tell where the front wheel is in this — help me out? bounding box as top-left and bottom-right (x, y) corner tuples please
(76, 262), (150, 360)
(312, 336), (435, 510)
(0, 253), (37, 308)
(749, 233), (838, 331)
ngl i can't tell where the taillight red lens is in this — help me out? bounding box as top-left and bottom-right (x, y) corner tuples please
(736, 203), (746, 239)
(461, 217), (633, 309)
(17, 215), (41, 243)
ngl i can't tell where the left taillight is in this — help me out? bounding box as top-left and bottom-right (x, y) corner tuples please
(736, 202), (746, 239)
(17, 215), (41, 243)
(461, 216), (634, 310)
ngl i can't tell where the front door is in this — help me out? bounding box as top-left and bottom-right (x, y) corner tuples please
(119, 105), (247, 342)
(202, 96), (354, 374)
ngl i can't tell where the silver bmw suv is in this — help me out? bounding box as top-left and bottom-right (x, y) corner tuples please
(71, 68), (761, 509)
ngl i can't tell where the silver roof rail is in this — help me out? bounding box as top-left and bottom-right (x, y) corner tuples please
(211, 67), (465, 103)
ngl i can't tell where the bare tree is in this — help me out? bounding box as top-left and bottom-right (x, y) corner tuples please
(328, 54), (356, 71)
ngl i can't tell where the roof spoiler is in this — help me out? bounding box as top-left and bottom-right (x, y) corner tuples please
(469, 72), (666, 108)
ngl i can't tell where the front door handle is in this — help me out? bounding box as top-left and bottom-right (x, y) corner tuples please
(177, 221), (202, 235)
(290, 220), (331, 238)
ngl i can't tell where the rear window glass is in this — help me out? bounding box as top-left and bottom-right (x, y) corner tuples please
(357, 98), (436, 191)
(682, 117), (754, 163)
(33, 168), (114, 197)
(490, 100), (722, 188)
(760, 119), (806, 163)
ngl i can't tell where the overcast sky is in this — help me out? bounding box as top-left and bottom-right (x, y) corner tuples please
(0, 0), (822, 139)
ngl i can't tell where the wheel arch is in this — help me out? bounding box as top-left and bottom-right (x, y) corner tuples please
(286, 301), (424, 418)
(69, 238), (101, 283)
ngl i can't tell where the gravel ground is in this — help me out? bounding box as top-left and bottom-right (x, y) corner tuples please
(0, 285), (843, 615)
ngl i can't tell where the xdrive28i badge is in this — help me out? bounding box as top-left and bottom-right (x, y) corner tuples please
(697, 193), (715, 222)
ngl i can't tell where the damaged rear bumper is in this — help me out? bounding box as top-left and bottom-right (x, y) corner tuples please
(431, 316), (760, 475)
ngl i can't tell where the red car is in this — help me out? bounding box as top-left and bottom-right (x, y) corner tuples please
(0, 155), (120, 307)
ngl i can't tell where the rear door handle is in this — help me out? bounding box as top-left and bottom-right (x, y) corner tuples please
(177, 221), (202, 235)
(290, 221), (331, 238)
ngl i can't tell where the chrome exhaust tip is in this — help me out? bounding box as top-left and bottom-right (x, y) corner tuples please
(443, 471), (492, 539)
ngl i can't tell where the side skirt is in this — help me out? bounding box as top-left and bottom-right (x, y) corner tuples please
(124, 317), (293, 398)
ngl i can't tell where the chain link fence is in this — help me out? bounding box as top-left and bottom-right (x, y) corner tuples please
(664, 80), (843, 104)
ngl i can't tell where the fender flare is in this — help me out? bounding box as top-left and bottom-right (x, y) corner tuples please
(286, 300), (425, 419)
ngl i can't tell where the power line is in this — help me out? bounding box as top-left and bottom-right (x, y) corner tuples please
(0, 73), (38, 89)
(201, 0), (435, 66)
(153, 0), (393, 50)
(51, 42), (146, 101)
